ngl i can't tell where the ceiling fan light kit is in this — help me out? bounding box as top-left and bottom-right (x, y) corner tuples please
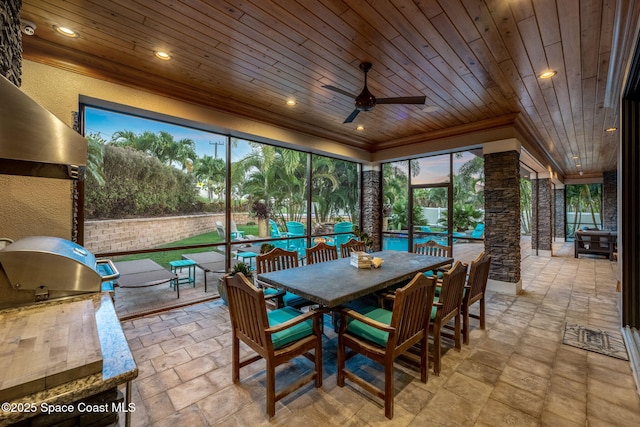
(323, 62), (426, 123)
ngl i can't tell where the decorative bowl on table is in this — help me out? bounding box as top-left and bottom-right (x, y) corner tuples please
(371, 257), (384, 268)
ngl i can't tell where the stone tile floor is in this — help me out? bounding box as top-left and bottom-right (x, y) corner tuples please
(117, 241), (640, 426)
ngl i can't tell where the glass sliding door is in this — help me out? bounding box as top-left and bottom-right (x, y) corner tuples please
(410, 186), (451, 250)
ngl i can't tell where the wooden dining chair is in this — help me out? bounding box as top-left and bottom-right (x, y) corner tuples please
(306, 241), (338, 265)
(414, 240), (452, 280)
(430, 260), (467, 375)
(462, 251), (492, 344)
(337, 273), (436, 419)
(256, 247), (310, 309)
(225, 272), (323, 418)
(340, 238), (367, 258)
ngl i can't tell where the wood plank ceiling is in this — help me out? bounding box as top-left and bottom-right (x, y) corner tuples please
(19, 0), (640, 179)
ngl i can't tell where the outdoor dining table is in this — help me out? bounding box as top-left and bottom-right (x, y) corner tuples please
(257, 250), (453, 308)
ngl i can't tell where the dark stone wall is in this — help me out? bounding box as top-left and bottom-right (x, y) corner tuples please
(0, 0), (22, 85)
(362, 168), (381, 251)
(531, 178), (552, 251)
(484, 151), (521, 283)
(603, 170), (617, 231)
(554, 188), (566, 239)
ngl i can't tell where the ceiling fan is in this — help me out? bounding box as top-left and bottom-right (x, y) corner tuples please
(322, 62), (426, 124)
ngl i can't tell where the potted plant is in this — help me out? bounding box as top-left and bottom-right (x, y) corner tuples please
(217, 262), (253, 304)
(260, 242), (275, 254)
(353, 226), (374, 252)
(252, 200), (271, 238)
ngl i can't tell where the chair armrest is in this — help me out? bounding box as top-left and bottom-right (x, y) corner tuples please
(263, 288), (286, 301)
(339, 308), (395, 333)
(265, 310), (320, 334)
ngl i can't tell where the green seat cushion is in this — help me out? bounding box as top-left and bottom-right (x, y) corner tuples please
(424, 270), (444, 280)
(430, 295), (440, 320)
(268, 306), (314, 349)
(263, 288), (309, 308)
(346, 306), (392, 347)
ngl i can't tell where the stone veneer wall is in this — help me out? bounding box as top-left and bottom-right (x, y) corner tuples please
(0, 0), (22, 85)
(362, 168), (382, 251)
(554, 188), (566, 239)
(531, 178), (552, 251)
(602, 170), (618, 231)
(484, 151), (521, 283)
(84, 213), (251, 254)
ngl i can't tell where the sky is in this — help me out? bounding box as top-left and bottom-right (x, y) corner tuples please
(84, 107), (250, 161)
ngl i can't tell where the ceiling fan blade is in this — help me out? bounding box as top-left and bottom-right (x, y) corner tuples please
(343, 109), (360, 124)
(322, 84), (357, 99)
(376, 96), (426, 105)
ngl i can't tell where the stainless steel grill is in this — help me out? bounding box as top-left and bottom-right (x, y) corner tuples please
(0, 236), (118, 299)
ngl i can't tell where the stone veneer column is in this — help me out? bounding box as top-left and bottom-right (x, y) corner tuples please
(602, 170), (617, 231)
(362, 164), (382, 251)
(1, 0), (22, 85)
(531, 176), (553, 256)
(554, 186), (566, 240)
(484, 142), (522, 294)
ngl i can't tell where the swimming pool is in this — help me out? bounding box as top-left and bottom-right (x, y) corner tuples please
(382, 234), (447, 251)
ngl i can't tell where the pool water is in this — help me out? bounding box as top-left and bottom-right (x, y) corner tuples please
(382, 235), (447, 251)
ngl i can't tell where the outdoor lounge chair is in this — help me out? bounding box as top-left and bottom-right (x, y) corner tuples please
(336, 272), (436, 419)
(332, 221), (353, 248)
(286, 221), (306, 254)
(225, 272), (322, 418)
(269, 219), (289, 249)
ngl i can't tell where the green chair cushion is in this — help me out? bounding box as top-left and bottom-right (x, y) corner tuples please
(263, 288), (309, 308)
(346, 306), (392, 347)
(268, 306), (313, 349)
(430, 295), (440, 320)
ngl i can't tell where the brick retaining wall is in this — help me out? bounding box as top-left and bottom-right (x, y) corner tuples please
(84, 213), (251, 254)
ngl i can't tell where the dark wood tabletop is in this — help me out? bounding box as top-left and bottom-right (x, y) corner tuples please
(257, 250), (453, 308)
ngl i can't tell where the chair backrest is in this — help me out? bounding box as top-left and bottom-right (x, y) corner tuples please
(225, 272), (272, 353)
(270, 219), (282, 238)
(466, 251), (492, 301)
(413, 240), (451, 258)
(286, 221), (305, 236)
(306, 241), (338, 265)
(340, 238), (367, 258)
(333, 222), (353, 233)
(333, 222), (353, 247)
(438, 261), (468, 317)
(216, 221), (225, 239)
(256, 247), (299, 274)
(471, 223), (485, 239)
(389, 273), (436, 348)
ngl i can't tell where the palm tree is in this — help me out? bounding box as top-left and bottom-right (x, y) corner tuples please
(194, 155), (226, 202)
(111, 130), (196, 171)
(85, 132), (106, 186)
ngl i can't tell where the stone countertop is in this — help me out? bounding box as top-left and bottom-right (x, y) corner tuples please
(0, 293), (138, 425)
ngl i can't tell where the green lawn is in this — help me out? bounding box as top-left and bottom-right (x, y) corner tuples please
(114, 225), (258, 268)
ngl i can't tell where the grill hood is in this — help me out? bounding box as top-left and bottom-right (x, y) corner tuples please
(0, 75), (86, 180)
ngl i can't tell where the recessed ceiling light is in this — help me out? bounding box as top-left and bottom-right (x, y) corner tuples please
(54, 26), (77, 38)
(575, 164), (582, 168)
(605, 127), (618, 132)
(538, 70), (556, 79)
(572, 155), (579, 159)
(154, 51), (171, 60)
(286, 99), (296, 106)
(423, 105), (439, 113)
(356, 125), (364, 131)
